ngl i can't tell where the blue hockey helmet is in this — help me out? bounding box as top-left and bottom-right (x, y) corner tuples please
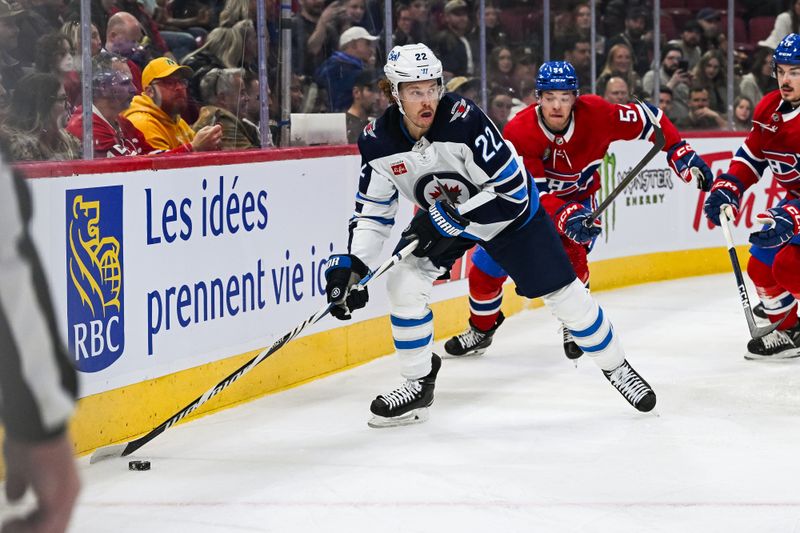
(773, 33), (800, 75)
(535, 61), (579, 96)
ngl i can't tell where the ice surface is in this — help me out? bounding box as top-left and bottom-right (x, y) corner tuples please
(4, 274), (800, 532)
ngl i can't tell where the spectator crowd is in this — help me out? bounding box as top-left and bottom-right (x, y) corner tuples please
(0, 0), (793, 161)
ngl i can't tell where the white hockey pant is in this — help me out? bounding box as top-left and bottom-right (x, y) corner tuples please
(385, 255), (444, 380)
(541, 278), (625, 371)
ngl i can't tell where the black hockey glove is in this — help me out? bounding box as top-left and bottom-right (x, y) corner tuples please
(402, 201), (471, 261)
(324, 254), (370, 320)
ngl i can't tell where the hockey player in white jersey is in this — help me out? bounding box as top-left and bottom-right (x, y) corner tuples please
(324, 44), (657, 427)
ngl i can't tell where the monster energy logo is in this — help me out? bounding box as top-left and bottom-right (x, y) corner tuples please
(599, 152), (618, 243)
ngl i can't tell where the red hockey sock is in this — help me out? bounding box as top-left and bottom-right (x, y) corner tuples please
(468, 266), (507, 331)
(772, 245), (800, 329)
(747, 254), (799, 330)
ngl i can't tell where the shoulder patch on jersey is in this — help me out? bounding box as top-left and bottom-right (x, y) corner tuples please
(449, 98), (472, 122)
(390, 161), (408, 175)
(363, 119), (377, 138)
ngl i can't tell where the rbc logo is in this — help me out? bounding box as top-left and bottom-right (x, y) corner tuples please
(66, 186), (125, 372)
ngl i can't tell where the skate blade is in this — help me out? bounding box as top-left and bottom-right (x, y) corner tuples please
(744, 348), (800, 361)
(368, 407), (430, 428)
(443, 348), (486, 358)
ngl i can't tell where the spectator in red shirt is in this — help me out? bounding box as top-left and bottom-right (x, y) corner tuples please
(65, 52), (194, 156)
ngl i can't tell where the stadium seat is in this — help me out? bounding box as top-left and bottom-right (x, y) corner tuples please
(749, 16), (776, 45)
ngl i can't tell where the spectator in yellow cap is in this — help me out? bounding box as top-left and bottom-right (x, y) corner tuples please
(122, 56), (222, 151)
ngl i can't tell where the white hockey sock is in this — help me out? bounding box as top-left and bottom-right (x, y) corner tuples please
(542, 278), (624, 371)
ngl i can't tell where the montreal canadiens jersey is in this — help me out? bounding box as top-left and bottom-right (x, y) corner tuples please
(503, 94), (682, 204)
(350, 93), (534, 267)
(728, 90), (800, 199)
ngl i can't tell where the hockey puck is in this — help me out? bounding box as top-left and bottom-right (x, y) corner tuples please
(128, 460), (151, 471)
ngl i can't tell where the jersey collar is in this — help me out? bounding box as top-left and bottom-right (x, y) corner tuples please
(775, 98), (800, 122)
(536, 106), (575, 143)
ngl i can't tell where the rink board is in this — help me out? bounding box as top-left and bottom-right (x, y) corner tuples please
(7, 133), (775, 459)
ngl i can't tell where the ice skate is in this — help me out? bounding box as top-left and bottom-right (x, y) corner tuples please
(753, 302), (768, 320)
(745, 323), (800, 360)
(561, 325), (583, 360)
(444, 312), (505, 357)
(369, 354), (441, 428)
(603, 360), (657, 412)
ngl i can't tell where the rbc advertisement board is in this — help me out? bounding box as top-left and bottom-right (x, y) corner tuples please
(66, 186), (125, 373)
(25, 137), (768, 397)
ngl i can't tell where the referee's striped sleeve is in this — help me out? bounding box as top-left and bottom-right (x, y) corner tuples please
(0, 150), (77, 442)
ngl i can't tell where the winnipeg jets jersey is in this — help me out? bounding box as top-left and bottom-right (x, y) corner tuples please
(728, 90), (800, 199)
(350, 93), (534, 267)
(503, 95), (682, 205)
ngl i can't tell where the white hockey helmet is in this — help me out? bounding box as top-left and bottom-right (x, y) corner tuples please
(383, 43), (444, 115)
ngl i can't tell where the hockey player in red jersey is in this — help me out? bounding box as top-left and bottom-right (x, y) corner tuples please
(704, 33), (800, 360)
(445, 60), (714, 359)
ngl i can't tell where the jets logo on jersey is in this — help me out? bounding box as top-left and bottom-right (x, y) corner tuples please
(413, 172), (479, 206)
(764, 150), (800, 183)
(450, 98), (471, 122)
(363, 120), (377, 139)
(391, 161), (408, 175)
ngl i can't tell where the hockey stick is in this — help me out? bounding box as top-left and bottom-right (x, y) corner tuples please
(719, 206), (783, 339)
(587, 98), (666, 223)
(90, 240), (418, 463)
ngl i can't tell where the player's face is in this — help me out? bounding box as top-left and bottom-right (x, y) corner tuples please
(399, 80), (442, 130)
(776, 64), (800, 105)
(538, 90), (576, 131)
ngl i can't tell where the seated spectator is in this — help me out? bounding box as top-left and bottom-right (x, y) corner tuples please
(392, 3), (414, 46)
(0, 0), (24, 105)
(603, 75), (630, 104)
(510, 53), (537, 97)
(34, 32), (81, 108)
(568, 1), (604, 62)
(315, 26), (377, 112)
(105, 11), (147, 90)
(445, 76), (479, 101)
(695, 8), (724, 51)
(561, 35), (592, 94)
(508, 78), (535, 119)
(732, 95), (754, 131)
(642, 44), (690, 122)
(407, 0), (433, 45)
(674, 86), (726, 130)
(183, 26), (244, 101)
(61, 20), (103, 59)
(292, 0), (340, 79)
(758, 0), (800, 50)
(65, 52), (148, 157)
(14, 0), (59, 66)
(487, 88), (513, 132)
(110, 0), (172, 58)
(432, 0), (474, 78)
(658, 86), (677, 122)
(153, 0), (211, 61)
(668, 20), (702, 70)
(122, 57), (222, 151)
(692, 50), (727, 114)
(469, 3), (506, 53)
(345, 68), (377, 143)
(739, 47), (778, 107)
(0, 72), (80, 161)
(193, 67), (260, 149)
(597, 43), (641, 98)
(488, 45), (514, 92)
(605, 7), (651, 76)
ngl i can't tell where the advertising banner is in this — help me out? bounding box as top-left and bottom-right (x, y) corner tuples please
(26, 136), (779, 396)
